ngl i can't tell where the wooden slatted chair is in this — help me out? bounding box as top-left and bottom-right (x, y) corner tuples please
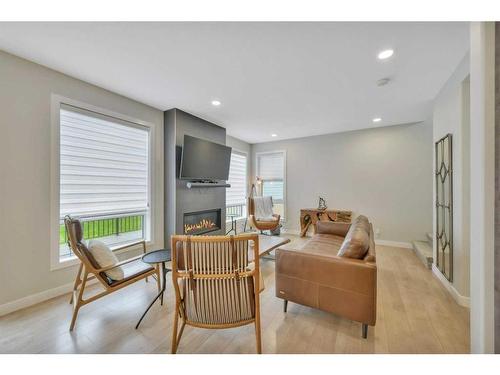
(170, 233), (262, 353)
(64, 216), (161, 331)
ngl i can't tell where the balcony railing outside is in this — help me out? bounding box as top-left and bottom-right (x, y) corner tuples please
(59, 211), (146, 259)
(226, 203), (246, 219)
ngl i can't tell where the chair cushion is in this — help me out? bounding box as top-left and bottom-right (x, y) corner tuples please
(106, 260), (154, 286)
(88, 240), (124, 281)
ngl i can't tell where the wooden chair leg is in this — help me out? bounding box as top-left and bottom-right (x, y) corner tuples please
(70, 271), (88, 331)
(283, 299), (288, 313)
(255, 319), (262, 354)
(171, 303), (180, 354)
(177, 321), (186, 348)
(69, 263), (83, 305)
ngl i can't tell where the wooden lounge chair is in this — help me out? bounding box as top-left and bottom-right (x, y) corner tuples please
(247, 195), (281, 233)
(170, 233), (262, 353)
(64, 216), (160, 331)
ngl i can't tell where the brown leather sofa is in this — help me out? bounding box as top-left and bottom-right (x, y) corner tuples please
(275, 215), (377, 338)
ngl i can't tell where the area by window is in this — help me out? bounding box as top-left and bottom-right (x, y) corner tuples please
(256, 151), (286, 220)
(58, 104), (151, 261)
(226, 150), (248, 220)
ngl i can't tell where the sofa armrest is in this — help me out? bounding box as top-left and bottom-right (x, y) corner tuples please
(315, 221), (351, 237)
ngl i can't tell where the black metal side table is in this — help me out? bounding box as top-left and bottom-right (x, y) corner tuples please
(226, 214), (238, 235)
(135, 249), (171, 329)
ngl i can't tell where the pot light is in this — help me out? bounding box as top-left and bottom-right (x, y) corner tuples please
(377, 49), (394, 60)
(271, 134), (277, 137)
(211, 100), (221, 106)
(372, 118), (382, 123)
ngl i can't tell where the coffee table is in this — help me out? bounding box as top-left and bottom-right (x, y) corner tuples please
(249, 234), (291, 260)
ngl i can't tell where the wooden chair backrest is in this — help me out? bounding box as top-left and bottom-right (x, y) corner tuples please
(171, 233), (260, 328)
(64, 216), (110, 287)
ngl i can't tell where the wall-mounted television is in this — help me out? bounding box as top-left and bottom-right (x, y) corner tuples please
(180, 135), (232, 181)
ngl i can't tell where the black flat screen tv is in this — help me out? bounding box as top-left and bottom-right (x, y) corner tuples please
(180, 135), (232, 181)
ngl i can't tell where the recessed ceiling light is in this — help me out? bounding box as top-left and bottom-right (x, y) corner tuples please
(211, 100), (221, 106)
(377, 49), (394, 60)
(271, 134), (277, 137)
(372, 118), (382, 123)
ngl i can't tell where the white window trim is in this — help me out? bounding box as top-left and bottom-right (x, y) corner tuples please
(255, 150), (287, 221)
(50, 94), (160, 271)
(226, 148), (249, 222)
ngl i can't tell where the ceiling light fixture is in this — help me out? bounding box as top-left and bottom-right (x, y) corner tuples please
(271, 134), (277, 137)
(211, 100), (221, 106)
(372, 118), (382, 123)
(377, 49), (394, 60)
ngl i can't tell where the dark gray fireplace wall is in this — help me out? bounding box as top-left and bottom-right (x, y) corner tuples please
(164, 109), (227, 245)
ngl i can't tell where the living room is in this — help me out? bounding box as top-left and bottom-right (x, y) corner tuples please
(0, 1), (499, 372)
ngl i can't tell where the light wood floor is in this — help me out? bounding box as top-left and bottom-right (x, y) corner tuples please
(0, 236), (470, 354)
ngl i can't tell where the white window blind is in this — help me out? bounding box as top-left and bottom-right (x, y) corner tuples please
(257, 152), (284, 180)
(226, 151), (247, 206)
(59, 105), (150, 218)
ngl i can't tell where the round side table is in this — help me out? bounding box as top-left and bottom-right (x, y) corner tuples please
(135, 249), (171, 329)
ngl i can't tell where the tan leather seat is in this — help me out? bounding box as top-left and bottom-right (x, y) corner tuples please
(275, 215), (377, 338)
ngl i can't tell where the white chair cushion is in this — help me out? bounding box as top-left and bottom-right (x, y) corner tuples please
(87, 240), (124, 281)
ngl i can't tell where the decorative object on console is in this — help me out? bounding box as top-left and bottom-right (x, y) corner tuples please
(299, 208), (352, 237)
(318, 197), (327, 210)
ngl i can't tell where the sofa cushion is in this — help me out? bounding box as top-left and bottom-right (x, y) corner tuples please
(88, 240), (124, 281)
(300, 234), (345, 257)
(337, 219), (370, 259)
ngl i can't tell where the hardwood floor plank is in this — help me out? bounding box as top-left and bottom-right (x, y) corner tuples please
(0, 238), (470, 354)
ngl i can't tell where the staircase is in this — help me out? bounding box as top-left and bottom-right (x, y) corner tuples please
(412, 232), (433, 269)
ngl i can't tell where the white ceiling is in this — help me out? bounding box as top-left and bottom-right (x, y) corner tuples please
(0, 22), (469, 143)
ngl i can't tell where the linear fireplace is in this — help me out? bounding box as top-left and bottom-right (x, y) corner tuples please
(183, 208), (222, 235)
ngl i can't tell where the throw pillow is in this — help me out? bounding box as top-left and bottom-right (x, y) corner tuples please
(87, 240), (124, 280)
(337, 225), (370, 259)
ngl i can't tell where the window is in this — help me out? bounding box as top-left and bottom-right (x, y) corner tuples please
(226, 150), (248, 219)
(58, 104), (151, 262)
(256, 151), (286, 219)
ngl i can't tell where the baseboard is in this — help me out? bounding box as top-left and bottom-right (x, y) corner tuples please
(0, 278), (98, 317)
(431, 264), (470, 308)
(375, 239), (413, 249)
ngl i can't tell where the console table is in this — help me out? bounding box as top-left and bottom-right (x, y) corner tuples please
(299, 208), (352, 237)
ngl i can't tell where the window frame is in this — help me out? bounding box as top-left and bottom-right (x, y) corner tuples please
(255, 150), (287, 221)
(226, 148), (249, 221)
(50, 94), (158, 271)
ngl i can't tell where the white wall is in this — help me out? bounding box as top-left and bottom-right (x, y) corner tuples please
(469, 22), (495, 354)
(0, 50), (164, 310)
(432, 53), (471, 298)
(251, 121), (433, 244)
